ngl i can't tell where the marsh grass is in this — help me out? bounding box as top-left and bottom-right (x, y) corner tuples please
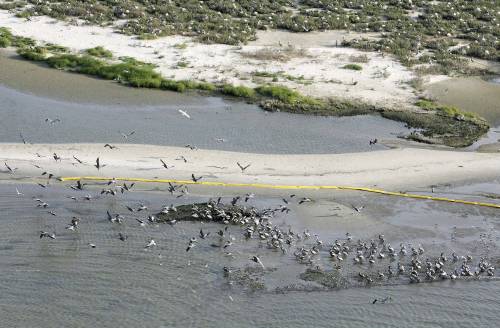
(85, 46), (113, 58)
(343, 64), (363, 71)
(415, 99), (480, 120)
(221, 84), (256, 98)
(348, 54), (369, 63)
(241, 46), (309, 62)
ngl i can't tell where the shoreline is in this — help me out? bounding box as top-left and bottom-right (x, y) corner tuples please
(0, 11), (494, 147)
(1, 143), (499, 192)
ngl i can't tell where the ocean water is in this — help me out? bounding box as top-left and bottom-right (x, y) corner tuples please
(0, 183), (498, 328)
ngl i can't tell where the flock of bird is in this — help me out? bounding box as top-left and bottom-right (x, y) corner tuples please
(2, 118), (497, 295)
(157, 199), (497, 288)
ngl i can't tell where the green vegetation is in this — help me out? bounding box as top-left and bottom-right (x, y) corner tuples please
(45, 43), (69, 53)
(3, 0), (497, 75)
(17, 46), (47, 61)
(343, 64), (363, 71)
(221, 84), (256, 98)
(0, 36), (11, 48)
(85, 46), (113, 58)
(173, 43), (188, 50)
(255, 85), (321, 106)
(0, 27), (35, 48)
(252, 71), (312, 84)
(415, 99), (479, 120)
(176, 60), (189, 68)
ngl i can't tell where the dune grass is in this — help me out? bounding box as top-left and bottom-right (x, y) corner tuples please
(85, 46), (113, 58)
(343, 64), (363, 71)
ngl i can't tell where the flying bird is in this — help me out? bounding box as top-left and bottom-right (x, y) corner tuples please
(40, 231), (56, 239)
(145, 238), (157, 249)
(73, 155), (84, 164)
(94, 157), (105, 170)
(19, 132), (28, 144)
(160, 159), (174, 169)
(104, 144), (118, 149)
(70, 180), (86, 190)
(45, 118), (61, 124)
(298, 197), (312, 204)
(178, 109), (191, 119)
(120, 130), (135, 139)
(191, 174), (203, 182)
(237, 162), (251, 172)
(4, 162), (17, 173)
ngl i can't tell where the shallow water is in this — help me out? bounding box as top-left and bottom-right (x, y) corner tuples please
(0, 182), (498, 328)
(0, 84), (409, 154)
(426, 77), (500, 126)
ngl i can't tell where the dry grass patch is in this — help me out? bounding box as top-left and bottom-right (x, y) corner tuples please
(240, 46), (309, 62)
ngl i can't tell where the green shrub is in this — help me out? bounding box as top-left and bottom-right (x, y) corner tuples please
(343, 64), (363, 71)
(194, 82), (216, 91)
(17, 47), (47, 61)
(161, 79), (186, 92)
(221, 84), (256, 98)
(85, 46), (113, 58)
(255, 85), (300, 102)
(0, 37), (11, 48)
(45, 43), (69, 53)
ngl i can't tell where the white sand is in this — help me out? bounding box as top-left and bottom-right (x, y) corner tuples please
(1, 143), (499, 191)
(0, 10), (417, 109)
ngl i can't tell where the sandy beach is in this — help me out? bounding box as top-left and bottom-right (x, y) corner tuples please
(1, 143), (499, 191)
(0, 10), (417, 109)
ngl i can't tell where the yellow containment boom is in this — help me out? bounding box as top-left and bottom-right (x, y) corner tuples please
(60, 176), (500, 209)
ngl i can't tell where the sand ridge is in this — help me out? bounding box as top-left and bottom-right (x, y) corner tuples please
(1, 143), (499, 191)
